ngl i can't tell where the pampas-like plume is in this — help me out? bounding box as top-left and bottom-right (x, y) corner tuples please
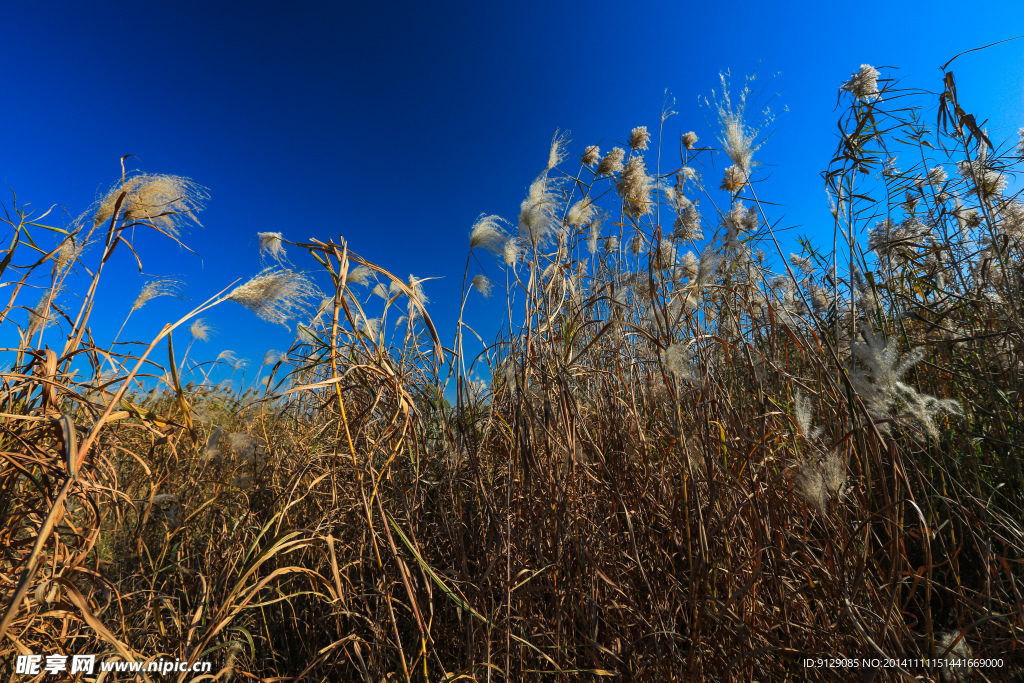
(567, 199), (596, 227)
(131, 278), (184, 312)
(581, 145), (601, 167)
(547, 129), (570, 171)
(597, 148), (626, 176)
(720, 165), (748, 193)
(262, 349), (282, 366)
(850, 325), (963, 439)
(226, 268), (318, 327)
(94, 173), (209, 236)
(681, 131), (698, 150)
(795, 451), (846, 512)
(518, 176), (560, 248)
(190, 318), (213, 341)
(55, 235), (84, 271)
(345, 266), (373, 287)
(790, 253), (814, 277)
(26, 293), (56, 337)
(714, 73), (761, 174)
(471, 274), (493, 298)
(257, 232), (288, 263)
(616, 156), (655, 217)
(665, 343), (697, 383)
(841, 64), (881, 102)
(502, 238), (520, 266)
(217, 350), (238, 365)
(628, 126), (651, 151)
(674, 204), (703, 241)
(469, 214), (511, 257)
(793, 390), (824, 441)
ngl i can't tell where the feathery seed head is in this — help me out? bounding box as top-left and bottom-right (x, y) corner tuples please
(469, 214), (511, 257)
(27, 293), (56, 338)
(132, 278), (184, 312)
(567, 199), (596, 228)
(217, 350), (237, 364)
(226, 268), (318, 327)
(713, 73), (762, 174)
(681, 131), (698, 150)
(616, 156), (655, 217)
(957, 144), (1007, 200)
(720, 165), (748, 193)
(502, 238), (520, 266)
(581, 145), (601, 167)
(471, 274), (493, 298)
(679, 251), (699, 280)
(55, 235), (85, 270)
(841, 64), (881, 102)
(628, 126), (651, 151)
(372, 283), (389, 299)
(257, 232), (287, 263)
(262, 349), (282, 366)
(518, 176), (560, 248)
(927, 165), (947, 187)
(790, 253), (815, 277)
(190, 318), (213, 341)
(345, 266), (373, 287)
(674, 204), (703, 241)
(793, 390), (825, 441)
(665, 343), (697, 383)
(547, 129), (570, 171)
(850, 325), (962, 439)
(94, 173), (208, 237)
(597, 147), (626, 176)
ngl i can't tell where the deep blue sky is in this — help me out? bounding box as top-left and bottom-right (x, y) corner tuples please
(3, 1), (1023, 390)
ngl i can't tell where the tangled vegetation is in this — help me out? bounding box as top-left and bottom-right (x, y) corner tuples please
(2, 58), (1023, 681)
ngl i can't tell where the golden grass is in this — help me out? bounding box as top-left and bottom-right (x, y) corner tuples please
(1, 63), (1023, 682)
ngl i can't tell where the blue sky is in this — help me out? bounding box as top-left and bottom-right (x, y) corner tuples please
(3, 1), (1023, 391)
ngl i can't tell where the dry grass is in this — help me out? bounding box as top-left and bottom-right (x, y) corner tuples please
(2, 63), (1023, 682)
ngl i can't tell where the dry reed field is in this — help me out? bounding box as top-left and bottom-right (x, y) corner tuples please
(2, 59), (1023, 682)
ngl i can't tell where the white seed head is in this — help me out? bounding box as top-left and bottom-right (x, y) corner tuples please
(257, 232), (287, 262)
(567, 199), (596, 228)
(597, 148), (626, 176)
(469, 214), (511, 257)
(547, 129), (570, 171)
(665, 343), (697, 383)
(720, 165), (748, 193)
(790, 253), (815, 277)
(616, 156), (655, 217)
(471, 274), (493, 298)
(681, 131), (698, 150)
(628, 126), (651, 151)
(345, 266), (373, 287)
(518, 176), (560, 248)
(581, 145), (601, 167)
(190, 318), (213, 342)
(132, 278), (184, 312)
(226, 268), (318, 327)
(94, 173), (208, 237)
(841, 64), (881, 102)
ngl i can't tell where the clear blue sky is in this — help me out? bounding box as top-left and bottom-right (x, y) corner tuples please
(3, 1), (1023, 390)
